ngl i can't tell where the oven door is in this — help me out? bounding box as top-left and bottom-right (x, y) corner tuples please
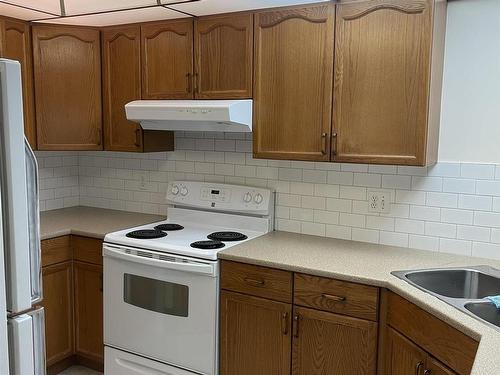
(103, 244), (219, 375)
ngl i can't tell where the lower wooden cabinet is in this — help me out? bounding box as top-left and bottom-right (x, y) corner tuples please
(74, 261), (104, 364)
(220, 290), (292, 375)
(41, 235), (104, 373)
(41, 261), (74, 366)
(292, 306), (377, 375)
(385, 327), (457, 375)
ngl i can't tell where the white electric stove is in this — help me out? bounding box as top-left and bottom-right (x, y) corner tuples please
(103, 181), (274, 375)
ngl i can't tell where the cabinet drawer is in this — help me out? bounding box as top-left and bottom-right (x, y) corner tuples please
(42, 236), (72, 267)
(294, 273), (379, 321)
(72, 236), (103, 266)
(221, 261), (293, 303)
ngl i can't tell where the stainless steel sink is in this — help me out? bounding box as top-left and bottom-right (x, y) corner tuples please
(392, 266), (500, 331)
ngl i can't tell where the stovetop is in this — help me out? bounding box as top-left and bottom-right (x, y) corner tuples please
(104, 208), (270, 260)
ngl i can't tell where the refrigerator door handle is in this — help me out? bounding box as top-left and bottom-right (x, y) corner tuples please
(7, 307), (46, 375)
(24, 138), (42, 304)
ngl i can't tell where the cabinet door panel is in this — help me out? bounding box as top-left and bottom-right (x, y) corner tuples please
(2, 18), (36, 148)
(385, 327), (427, 375)
(333, 0), (432, 165)
(253, 4), (335, 161)
(220, 290), (292, 375)
(32, 25), (102, 150)
(74, 261), (104, 364)
(141, 19), (193, 99)
(195, 13), (253, 99)
(102, 26), (142, 152)
(292, 306), (377, 375)
(41, 261), (74, 366)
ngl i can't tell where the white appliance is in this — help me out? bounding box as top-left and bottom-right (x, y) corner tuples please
(0, 59), (45, 374)
(103, 181), (274, 375)
(125, 99), (253, 132)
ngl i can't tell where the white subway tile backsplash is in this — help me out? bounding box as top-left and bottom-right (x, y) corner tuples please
(35, 136), (500, 260)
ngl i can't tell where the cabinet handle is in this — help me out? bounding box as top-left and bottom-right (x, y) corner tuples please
(135, 128), (141, 148)
(281, 312), (289, 335)
(415, 361), (424, 375)
(331, 132), (338, 157)
(292, 314), (300, 338)
(321, 293), (346, 302)
(423, 370), (431, 375)
(243, 277), (265, 287)
(194, 72), (199, 94)
(97, 128), (102, 146)
(186, 73), (193, 93)
(321, 133), (327, 155)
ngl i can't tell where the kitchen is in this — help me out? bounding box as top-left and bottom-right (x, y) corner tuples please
(1, 0), (500, 374)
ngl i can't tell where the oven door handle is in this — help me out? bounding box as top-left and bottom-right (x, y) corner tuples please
(103, 245), (217, 276)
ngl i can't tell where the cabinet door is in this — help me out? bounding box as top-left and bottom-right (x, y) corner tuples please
(385, 327), (427, 375)
(32, 25), (102, 150)
(220, 290), (292, 375)
(102, 26), (143, 152)
(253, 4), (335, 161)
(74, 261), (104, 364)
(1, 18), (36, 148)
(195, 13), (253, 99)
(141, 19), (193, 99)
(333, 0), (433, 165)
(426, 357), (458, 375)
(41, 261), (74, 367)
(292, 306), (377, 375)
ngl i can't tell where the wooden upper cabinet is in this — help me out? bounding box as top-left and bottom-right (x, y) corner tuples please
(32, 25), (102, 150)
(102, 26), (142, 152)
(253, 4), (335, 161)
(1, 18), (37, 149)
(220, 290), (292, 375)
(194, 13), (253, 99)
(141, 19), (194, 99)
(292, 306), (378, 375)
(333, 0), (446, 166)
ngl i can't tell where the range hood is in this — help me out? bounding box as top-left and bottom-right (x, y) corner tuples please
(125, 100), (253, 132)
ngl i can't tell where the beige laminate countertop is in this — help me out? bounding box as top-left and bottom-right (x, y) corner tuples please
(40, 206), (164, 240)
(218, 231), (500, 375)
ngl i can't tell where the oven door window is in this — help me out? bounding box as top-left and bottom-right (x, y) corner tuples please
(123, 274), (189, 317)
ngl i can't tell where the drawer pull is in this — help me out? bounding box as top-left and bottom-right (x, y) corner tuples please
(244, 277), (265, 287)
(415, 361), (424, 375)
(281, 312), (289, 335)
(322, 293), (346, 302)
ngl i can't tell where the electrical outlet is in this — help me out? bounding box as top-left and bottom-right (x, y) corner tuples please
(368, 191), (391, 213)
(139, 175), (147, 191)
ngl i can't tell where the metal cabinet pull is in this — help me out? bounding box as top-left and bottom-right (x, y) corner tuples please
(292, 314), (300, 338)
(281, 312), (289, 335)
(322, 293), (346, 302)
(243, 277), (265, 287)
(186, 73), (193, 93)
(423, 370), (431, 375)
(331, 132), (338, 157)
(134, 128), (141, 148)
(321, 133), (328, 155)
(194, 72), (199, 94)
(97, 128), (102, 146)
(415, 361), (424, 375)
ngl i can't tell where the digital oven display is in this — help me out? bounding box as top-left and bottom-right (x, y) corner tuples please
(211, 190), (220, 195)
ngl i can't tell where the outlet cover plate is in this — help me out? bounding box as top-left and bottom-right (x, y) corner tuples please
(368, 191), (391, 213)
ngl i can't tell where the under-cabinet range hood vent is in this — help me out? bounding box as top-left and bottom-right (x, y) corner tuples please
(125, 100), (253, 132)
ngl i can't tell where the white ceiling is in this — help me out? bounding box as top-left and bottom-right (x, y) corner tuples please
(0, 0), (329, 25)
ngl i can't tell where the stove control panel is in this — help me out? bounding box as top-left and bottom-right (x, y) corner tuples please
(167, 181), (273, 215)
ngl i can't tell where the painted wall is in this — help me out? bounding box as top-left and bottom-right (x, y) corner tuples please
(438, 0), (500, 163)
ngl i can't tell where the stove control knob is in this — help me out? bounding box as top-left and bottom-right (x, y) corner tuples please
(254, 193), (263, 204)
(180, 186), (189, 196)
(243, 192), (252, 203)
(171, 185), (180, 195)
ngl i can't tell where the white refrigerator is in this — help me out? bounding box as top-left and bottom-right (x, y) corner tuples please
(0, 59), (46, 374)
